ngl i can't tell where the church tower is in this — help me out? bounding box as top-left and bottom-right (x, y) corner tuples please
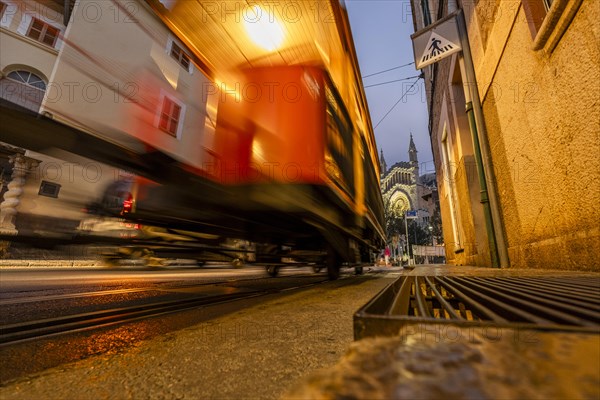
(380, 148), (387, 177)
(409, 133), (418, 164)
(408, 134), (419, 185)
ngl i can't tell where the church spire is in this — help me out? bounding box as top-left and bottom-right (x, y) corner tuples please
(379, 148), (387, 177)
(408, 133), (418, 164)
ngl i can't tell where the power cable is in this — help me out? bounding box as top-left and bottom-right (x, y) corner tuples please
(362, 62), (415, 79)
(364, 75), (421, 88)
(374, 78), (422, 130)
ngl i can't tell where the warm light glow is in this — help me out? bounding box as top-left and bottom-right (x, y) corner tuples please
(215, 79), (241, 102)
(244, 5), (284, 51)
(252, 139), (266, 163)
(314, 40), (330, 65)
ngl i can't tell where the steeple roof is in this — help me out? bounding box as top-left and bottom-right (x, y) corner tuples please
(409, 133), (417, 153)
(409, 133), (418, 163)
(380, 148), (387, 174)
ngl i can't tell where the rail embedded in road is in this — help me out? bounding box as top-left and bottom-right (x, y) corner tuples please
(0, 273), (332, 346)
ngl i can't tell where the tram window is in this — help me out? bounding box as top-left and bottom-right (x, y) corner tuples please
(324, 83), (355, 194)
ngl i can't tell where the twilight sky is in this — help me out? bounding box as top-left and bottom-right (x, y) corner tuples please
(345, 0), (434, 173)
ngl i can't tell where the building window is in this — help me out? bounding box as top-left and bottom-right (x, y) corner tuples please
(159, 96), (182, 137)
(39, 181), (61, 198)
(421, 0), (432, 26)
(1, 70), (46, 111)
(170, 42), (191, 71)
(7, 71), (46, 90)
(26, 17), (59, 47)
(522, 0), (579, 51)
(521, 0), (553, 37)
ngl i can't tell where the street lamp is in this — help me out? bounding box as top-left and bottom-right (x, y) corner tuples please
(428, 225), (434, 246)
(428, 225), (434, 264)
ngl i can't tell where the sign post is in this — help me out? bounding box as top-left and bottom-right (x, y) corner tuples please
(405, 210), (417, 265)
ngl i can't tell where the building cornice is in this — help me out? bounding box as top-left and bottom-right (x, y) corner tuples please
(0, 27), (60, 56)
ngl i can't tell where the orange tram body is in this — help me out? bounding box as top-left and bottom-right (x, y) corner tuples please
(128, 65), (385, 277)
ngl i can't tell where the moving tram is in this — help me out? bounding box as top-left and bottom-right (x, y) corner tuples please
(0, 0), (385, 278)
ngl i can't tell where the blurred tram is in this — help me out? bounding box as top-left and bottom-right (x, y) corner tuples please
(0, 0), (385, 278)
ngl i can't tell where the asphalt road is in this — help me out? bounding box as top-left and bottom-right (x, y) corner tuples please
(0, 263), (401, 399)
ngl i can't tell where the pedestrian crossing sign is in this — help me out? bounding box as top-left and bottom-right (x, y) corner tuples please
(411, 12), (462, 70)
(418, 32), (461, 68)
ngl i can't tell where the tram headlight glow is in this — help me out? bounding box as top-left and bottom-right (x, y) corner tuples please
(244, 5), (284, 51)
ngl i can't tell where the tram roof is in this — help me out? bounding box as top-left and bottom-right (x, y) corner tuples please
(147, 1), (349, 76)
(145, 0), (380, 175)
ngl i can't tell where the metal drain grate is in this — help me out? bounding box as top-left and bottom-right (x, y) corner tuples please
(354, 276), (600, 338)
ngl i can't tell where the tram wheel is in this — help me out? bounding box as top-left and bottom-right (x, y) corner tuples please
(312, 266), (322, 273)
(266, 265), (280, 277)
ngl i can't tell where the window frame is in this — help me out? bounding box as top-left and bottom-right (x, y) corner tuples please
(3, 70), (47, 111)
(38, 180), (61, 198)
(6, 70), (47, 91)
(522, 0), (582, 51)
(521, 0), (548, 37)
(26, 17), (59, 47)
(542, 0), (554, 12)
(421, 0), (432, 26)
(158, 95), (184, 138)
(0, 1), (12, 29)
(169, 41), (191, 72)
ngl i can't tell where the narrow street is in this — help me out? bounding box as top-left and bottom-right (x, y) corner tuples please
(0, 264), (400, 399)
(0, 0), (598, 398)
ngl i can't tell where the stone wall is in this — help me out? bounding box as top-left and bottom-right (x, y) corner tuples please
(478, 1), (600, 270)
(417, 0), (599, 270)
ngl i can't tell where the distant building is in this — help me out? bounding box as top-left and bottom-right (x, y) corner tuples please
(410, 0), (599, 269)
(380, 134), (438, 228)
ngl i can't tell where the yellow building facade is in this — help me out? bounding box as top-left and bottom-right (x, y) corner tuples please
(412, 0), (599, 270)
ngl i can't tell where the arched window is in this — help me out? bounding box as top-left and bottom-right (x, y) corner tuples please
(7, 70), (46, 90)
(1, 70), (47, 112)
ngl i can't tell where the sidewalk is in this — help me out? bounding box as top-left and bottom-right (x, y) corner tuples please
(285, 265), (600, 399)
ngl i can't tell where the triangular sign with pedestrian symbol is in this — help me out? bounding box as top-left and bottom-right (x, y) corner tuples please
(417, 31), (461, 69)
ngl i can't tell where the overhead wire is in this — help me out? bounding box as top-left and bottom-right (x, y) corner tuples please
(364, 74), (422, 88)
(361, 61), (415, 79)
(373, 77), (422, 130)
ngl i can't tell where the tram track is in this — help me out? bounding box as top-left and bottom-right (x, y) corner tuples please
(0, 274), (330, 346)
(0, 270), (307, 306)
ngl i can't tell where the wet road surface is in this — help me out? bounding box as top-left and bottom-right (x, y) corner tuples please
(0, 263), (400, 397)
